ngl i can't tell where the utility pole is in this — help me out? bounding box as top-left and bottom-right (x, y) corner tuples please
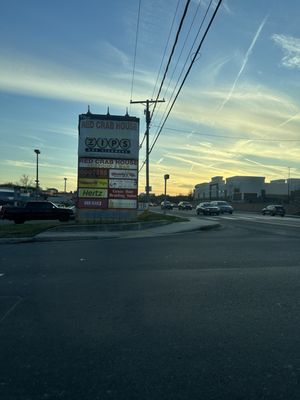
(130, 98), (165, 203)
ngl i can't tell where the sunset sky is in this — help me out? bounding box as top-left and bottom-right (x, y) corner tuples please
(1, 0), (300, 195)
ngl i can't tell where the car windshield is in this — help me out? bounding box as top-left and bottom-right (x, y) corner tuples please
(1, 2), (300, 399)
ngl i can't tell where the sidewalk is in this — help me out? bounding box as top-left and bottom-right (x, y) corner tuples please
(0, 217), (221, 244)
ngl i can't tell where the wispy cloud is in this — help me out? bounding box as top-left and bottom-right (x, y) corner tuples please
(278, 111), (300, 127)
(218, 15), (268, 112)
(272, 34), (300, 69)
(0, 50), (153, 106)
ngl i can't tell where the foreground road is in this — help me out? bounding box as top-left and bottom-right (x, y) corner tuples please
(1, 221), (300, 399)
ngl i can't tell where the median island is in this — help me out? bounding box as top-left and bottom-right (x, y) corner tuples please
(0, 211), (188, 238)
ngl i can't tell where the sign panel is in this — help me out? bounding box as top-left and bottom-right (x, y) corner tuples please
(78, 167), (108, 178)
(109, 179), (137, 189)
(78, 178), (108, 189)
(108, 199), (137, 209)
(79, 158), (138, 170)
(77, 198), (108, 209)
(109, 169), (137, 180)
(79, 119), (139, 159)
(108, 189), (137, 199)
(78, 188), (108, 198)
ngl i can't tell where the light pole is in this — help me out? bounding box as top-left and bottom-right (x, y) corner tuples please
(163, 174), (170, 213)
(287, 166), (291, 202)
(64, 177), (67, 193)
(34, 149), (40, 199)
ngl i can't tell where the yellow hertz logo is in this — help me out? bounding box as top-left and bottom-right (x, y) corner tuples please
(79, 188), (108, 198)
(85, 137), (131, 153)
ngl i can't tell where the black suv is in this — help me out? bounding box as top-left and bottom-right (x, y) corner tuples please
(262, 205), (285, 217)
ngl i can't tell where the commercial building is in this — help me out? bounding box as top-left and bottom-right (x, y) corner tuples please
(194, 176), (300, 202)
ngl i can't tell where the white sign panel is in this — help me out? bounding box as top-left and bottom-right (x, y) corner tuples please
(109, 169), (138, 180)
(109, 199), (137, 209)
(109, 179), (137, 189)
(79, 118), (139, 159)
(79, 158), (138, 170)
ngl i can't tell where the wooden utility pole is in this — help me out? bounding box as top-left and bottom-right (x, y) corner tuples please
(130, 98), (165, 202)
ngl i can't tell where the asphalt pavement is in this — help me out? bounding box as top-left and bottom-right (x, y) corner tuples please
(1, 219), (300, 400)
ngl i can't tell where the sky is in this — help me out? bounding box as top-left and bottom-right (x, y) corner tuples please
(0, 0), (300, 195)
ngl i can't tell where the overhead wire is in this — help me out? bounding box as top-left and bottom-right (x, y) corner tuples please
(150, 0), (192, 121)
(151, 0), (203, 128)
(148, 0), (224, 156)
(150, 0), (212, 149)
(130, 0), (142, 104)
(151, 0), (181, 101)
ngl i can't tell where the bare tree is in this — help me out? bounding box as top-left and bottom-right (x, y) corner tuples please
(18, 174), (34, 188)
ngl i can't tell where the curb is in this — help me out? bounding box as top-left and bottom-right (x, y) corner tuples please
(0, 222), (221, 244)
(46, 219), (172, 232)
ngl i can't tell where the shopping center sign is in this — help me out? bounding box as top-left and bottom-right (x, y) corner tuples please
(77, 112), (140, 216)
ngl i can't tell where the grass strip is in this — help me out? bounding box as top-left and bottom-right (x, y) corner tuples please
(0, 223), (61, 238)
(0, 211), (187, 238)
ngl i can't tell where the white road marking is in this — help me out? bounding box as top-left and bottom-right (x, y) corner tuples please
(0, 296), (23, 324)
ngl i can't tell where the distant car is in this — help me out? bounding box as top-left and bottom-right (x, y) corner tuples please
(210, 201), (233, 214)
(196, 202), (220, 216)
(262, 205), (285, 217)
(178, 201), (193, 210)
(161, 201), (173, 210)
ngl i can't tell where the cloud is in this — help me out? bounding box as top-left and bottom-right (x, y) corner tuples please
(272, 34), (300, 69)
(218, 15), (268, 112)
(0, 49), (153, 106)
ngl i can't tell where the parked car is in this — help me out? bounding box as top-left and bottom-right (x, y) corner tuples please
(161, 201), (173, 210)
(196, 202), (220, 216)
(210, 201), (234, 214)
(262, 205), (285, 217)
(0, 201), (74, 224)
(178, 201), (193, 210)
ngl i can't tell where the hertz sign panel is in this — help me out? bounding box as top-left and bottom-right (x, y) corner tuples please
(77, 112), (140, 222)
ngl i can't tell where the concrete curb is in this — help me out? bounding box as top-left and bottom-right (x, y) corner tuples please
(46, 219), (172, 232)
(0, 221), (221, 244)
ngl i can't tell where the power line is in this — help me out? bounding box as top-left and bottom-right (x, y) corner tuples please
(149, 0), (223, 156)
(151, 0), (204, 128)
(150, 0), (213, 149)
(130, 0), (141, 103)
(151, 0), (181, 101)
(150, 0), (192, 120)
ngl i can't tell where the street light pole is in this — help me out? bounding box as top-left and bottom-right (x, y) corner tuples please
(163, 174), (170, 214)
(64, 177), (67, 193)
(287, 166), (291, 202)
(34, 149), (40, 199)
